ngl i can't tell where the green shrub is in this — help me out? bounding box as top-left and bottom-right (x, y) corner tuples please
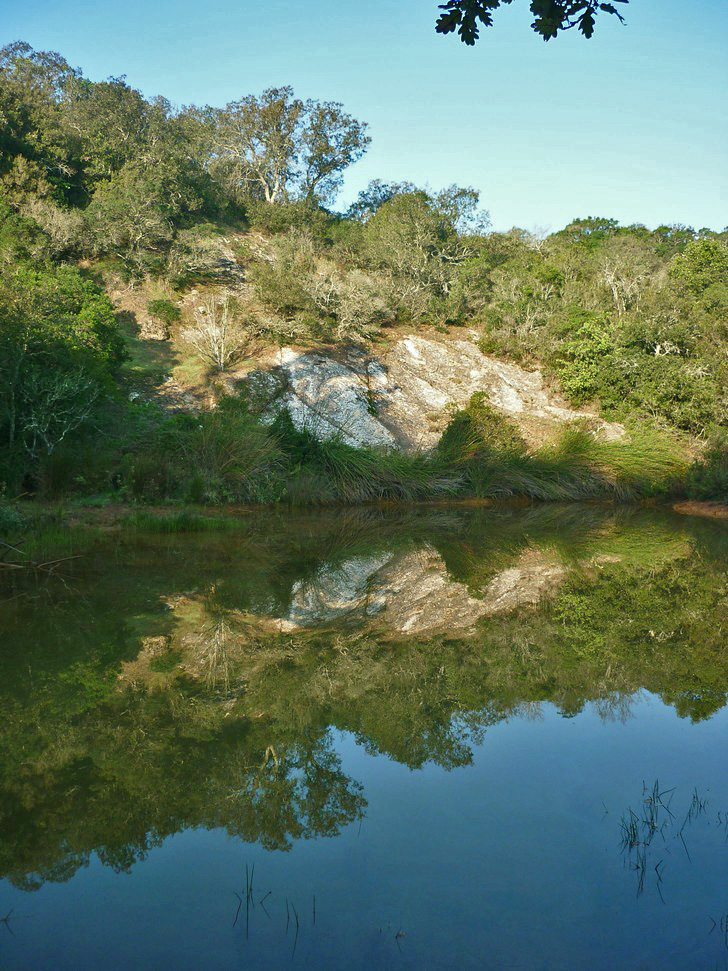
(120, 450), (178, 501)
(438, 394), (527, 461)
(438, 403), (686, 501)
(173, 398), (284, 503)
(0, 500), (26, 536)
(684, 434), (728, 501)
(246, 200), (336, 241)
(147, 299), (181, 326)
(273, 413), (459, 503)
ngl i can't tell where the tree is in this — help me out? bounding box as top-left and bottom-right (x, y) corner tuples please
(0, 41), (82, 203)
(364, 186), (489, 316)
(435, 0), (628, 45)
(209, 87), (369, 206)
(669, 239), (728, 296)
(0, 263), (124, 474)
(300, 101), (370, 204)
(182, 295), (258, 371)
(346, 179), (417, 222)
(211, 87), (303, 204)
(83, 162), (177, 275)
(61, 76), (149, 188)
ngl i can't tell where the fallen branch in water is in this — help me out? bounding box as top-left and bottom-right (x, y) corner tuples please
(0, 540), (84, 575)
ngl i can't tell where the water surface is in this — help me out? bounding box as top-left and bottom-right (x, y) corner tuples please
(1, 505), (727, 969)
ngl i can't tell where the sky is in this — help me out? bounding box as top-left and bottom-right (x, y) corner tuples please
(3, 0), (727, 232)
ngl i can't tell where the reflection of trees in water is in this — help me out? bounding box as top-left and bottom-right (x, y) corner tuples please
(592, 692), (636, 724)
(1, 506), (726, 890)
(205, 731), (366, 853)
(0, 700), (366, 889)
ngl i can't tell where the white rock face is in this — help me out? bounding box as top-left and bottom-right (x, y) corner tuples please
(271, 349), (396, 447)
(249, 334), (623, 450)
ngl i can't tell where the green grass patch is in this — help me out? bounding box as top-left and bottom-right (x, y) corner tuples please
(437, 400), (688, 502)
(1, 519), (103, 569)
(149, 648), (184, 672)
(124, 510), (245, 533)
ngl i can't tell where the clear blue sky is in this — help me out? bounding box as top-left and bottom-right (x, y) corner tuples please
(4, 0), (727, 231)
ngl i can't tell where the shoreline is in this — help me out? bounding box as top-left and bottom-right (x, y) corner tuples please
(671, 500), (728, 520)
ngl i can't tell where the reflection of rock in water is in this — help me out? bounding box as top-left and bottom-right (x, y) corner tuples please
(479, 551), (566, 617)
(281, 546), (565, 636)
(285, 552), (394, 627)
(380, 547), (565, 635)
(377, 547), (487, 634)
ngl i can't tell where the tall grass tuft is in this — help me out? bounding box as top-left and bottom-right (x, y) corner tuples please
(312, 438), (461, 502)
(272, 413), (461, 503)
(438, 403), (688, 501)
(173, 398), (284, 503)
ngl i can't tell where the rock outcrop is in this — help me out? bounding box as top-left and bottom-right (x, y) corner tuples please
(245, 333), (624, 450)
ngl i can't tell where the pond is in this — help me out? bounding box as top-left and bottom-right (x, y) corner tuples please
(1, 505), (727, 969)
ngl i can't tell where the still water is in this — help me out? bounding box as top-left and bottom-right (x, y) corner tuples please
(1, 504), (727, 969)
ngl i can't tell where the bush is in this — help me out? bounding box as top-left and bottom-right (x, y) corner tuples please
(438, 393), (527, 461)
(437, 401), (686, 501)
(684, 434), (728, 500)
(0, 500), (26, 536)
(121, 450), (178, 501)
(0, 262), (126, 489)
(246, 200), (336, 241)
(248, 229), (319, 317)
(273, 412), (459, 502)
(147, 299), (181, 326)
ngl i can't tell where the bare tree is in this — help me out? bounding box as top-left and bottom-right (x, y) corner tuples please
(183, 295), (258, 371)
(22, 369), (100, 458)
(602, 260), (646, 317)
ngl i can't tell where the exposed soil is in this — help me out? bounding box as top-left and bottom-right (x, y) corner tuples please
(672, 501), (728, 520)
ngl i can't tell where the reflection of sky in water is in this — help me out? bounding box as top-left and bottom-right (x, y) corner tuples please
(2, 698), (727, 970)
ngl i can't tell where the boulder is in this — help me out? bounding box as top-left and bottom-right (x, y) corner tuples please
(139, 316), (170, 341)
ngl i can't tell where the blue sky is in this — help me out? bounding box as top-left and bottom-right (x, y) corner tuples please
(4, 0), (727, 231)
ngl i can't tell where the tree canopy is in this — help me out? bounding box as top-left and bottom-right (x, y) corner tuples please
(436, 0), (628, 45)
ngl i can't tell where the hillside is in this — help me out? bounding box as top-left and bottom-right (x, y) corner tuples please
(1, 41), (727, 510)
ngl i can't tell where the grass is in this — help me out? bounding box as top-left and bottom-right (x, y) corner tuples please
(297, 437), (461, 503)
(2, 399), (702, 518)
(0, 520), (103, 572)
(124, 510), (246, 533)
(440, 423), (689, 502)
